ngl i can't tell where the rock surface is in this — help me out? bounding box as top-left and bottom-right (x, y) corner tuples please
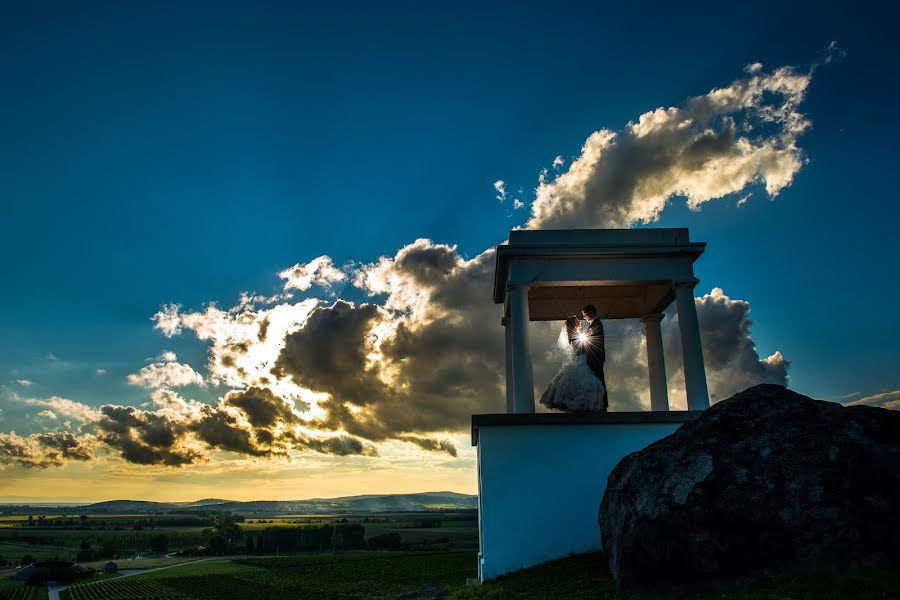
(598, 384), (900, 594)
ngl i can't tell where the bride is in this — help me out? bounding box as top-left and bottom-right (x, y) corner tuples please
(539, 316), (606, 412)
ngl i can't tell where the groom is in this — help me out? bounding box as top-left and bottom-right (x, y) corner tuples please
(579, 305), (608, 410)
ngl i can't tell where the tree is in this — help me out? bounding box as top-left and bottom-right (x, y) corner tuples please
(21, 554), (35, 566)
(150, 534), (168, 554)
(207, 513), (243, 542)
(76, 548), (96, 562)
(79, 514), (88, 526)
(206, 535), (228, 555)
(368, 532), (403, 550)
(245, 536), (255, 555)
(100, 541), (117, 559)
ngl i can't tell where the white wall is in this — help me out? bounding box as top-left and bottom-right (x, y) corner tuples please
(477, 422), (683, 581)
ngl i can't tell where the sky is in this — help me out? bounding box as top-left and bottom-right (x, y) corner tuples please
(1, 1), (898, 502)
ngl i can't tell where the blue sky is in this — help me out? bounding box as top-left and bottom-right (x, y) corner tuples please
(1, 1), (898, 498)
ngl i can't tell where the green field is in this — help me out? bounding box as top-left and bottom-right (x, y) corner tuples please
(61, 552), (476, 599)
(0, 543), (73, 562)
(0, 578), (48, 600)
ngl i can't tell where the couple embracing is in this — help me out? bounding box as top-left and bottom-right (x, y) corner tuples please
(539, 304), (608, 412)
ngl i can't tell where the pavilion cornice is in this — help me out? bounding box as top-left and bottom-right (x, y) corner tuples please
(493, 241), (707, 304)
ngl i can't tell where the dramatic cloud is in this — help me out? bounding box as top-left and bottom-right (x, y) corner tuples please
(97, 403), (206, 466)
(152, 298), (320, 391)
(527, 65), (812, 229)
(272, 241), (504, 448)
(128, 360), (205, 389)
(278, 256), (346, 292)
(0, 431), (93, 469)
(92, 386), (378, 467)
(400, 436), (459, 457)
(679, 288), (789, 403)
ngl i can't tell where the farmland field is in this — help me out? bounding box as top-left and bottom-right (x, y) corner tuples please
(61, 551), (477, 600)
(0, 543), (74, 561)
(0, 578), (48, 600)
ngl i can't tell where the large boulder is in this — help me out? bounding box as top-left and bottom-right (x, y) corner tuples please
(598, 384), (900, 594)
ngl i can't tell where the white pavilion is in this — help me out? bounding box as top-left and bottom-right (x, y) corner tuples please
(473, 228), (711, 581)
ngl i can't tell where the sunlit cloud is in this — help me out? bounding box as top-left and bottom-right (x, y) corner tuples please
(20, 396), (102, 424)
(527, 64), (812, 229)
(0, 431), (94, 469)
(128, 360), (205, 389)
(278, 255), (346, 292)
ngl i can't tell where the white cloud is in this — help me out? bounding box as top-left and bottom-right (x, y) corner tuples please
(152, 298), (321, 396)
(128, 361), (205, 389)
(493, 180), (507, 202)
(278, 255), (346, 292)
(527, 64), (812, 230)
(36, 410), (57, 420)
(96, 369), (108, 376)
(552, 156), (565, 170)
(16, 379), (32, 386)
(513, 199), (525, 210)
(153, 304), (184, 337)
(744, 62), (763, 74)
(21, 396), (101, 424)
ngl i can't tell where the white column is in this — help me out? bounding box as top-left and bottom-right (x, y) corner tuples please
(640, 313), (669, 411)
(508, 284), (535, 414)
(502, 317), (514, 413)
(674, 280), (710, 410)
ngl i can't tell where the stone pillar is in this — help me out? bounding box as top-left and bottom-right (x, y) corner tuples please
(640, 313), (669, 411)
(508, 284), (535, 414)
(502, 317), (514, 413)
(674, 280), (710, 410)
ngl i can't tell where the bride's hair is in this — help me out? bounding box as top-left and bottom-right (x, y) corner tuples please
(564, 316), (580, 336)
(556, 315), (582, 357)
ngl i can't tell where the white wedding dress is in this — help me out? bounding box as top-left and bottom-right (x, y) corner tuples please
(540, 344), (606, 412)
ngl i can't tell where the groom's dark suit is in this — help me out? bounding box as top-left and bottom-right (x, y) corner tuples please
(576, 318), (608, 410)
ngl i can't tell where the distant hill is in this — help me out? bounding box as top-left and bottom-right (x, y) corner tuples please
(0, 491), (477, 515)
(75, 500), (176, 513)
(184, 491), (478, 514)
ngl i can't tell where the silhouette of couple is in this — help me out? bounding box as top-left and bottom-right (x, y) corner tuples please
(539, 304), (608, 412)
